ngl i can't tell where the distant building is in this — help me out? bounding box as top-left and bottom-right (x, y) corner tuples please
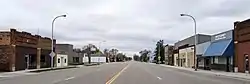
(56, 44), (84, 65)
(164, 45), (174, 65)
(83, 54), (106, 63)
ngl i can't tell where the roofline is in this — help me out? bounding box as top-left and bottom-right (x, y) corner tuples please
(212, 29), (233, 36)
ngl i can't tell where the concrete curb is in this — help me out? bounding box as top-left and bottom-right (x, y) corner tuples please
(29, 66), (78, 73)
(158, 64), (250, 80)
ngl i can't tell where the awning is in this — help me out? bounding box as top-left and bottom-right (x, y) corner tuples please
(203, 39), (233, 57)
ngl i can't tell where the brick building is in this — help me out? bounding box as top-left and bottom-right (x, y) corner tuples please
(234, 19), (250, 73)
(0, 29), (55, 71)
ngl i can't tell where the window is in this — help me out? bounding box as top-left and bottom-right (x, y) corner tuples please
(65, 59), (67, 63)
(58, 58), (60, 63)
(40, 55), (45, 62)
(211, 57), (214, 64)
(218, 57), (226, 64)
(73, 57), (79, 63)
(214, 57), (219, 64)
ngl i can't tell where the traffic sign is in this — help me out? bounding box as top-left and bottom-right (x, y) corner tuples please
(49, 52), (56, 57)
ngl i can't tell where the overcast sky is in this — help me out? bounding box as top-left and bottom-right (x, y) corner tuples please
(1, 0), (250, 56)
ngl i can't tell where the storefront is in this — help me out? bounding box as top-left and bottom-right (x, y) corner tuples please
(196, 42), (211, 69)
(234, 19), (250, 73)
(179, 46), (194, 68)
(203, 30), (234, 72)
(174, 34), (211, 68)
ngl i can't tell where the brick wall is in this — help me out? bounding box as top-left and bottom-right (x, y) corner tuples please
(0, 32), (11, 45)
(0, 46), (12, 71)
(235, 19), (250, 73)
(10, 29), (38, 48)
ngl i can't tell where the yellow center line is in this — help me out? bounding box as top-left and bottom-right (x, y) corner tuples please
(106, 64), (130, 84)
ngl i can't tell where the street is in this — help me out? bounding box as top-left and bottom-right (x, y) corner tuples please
(0, 62), (249, 84)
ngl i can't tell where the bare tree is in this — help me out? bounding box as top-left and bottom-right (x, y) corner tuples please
(82, 44), (98, 64)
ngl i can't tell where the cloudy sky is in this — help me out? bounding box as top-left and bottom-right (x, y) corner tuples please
(1, 0), (250, 56)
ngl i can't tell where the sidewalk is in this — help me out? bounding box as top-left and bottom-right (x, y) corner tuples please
(159, 64), (250, 80)
(0, 66), (80, 77)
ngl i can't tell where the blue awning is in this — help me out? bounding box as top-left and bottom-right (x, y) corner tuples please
(203, 39), (233, 57)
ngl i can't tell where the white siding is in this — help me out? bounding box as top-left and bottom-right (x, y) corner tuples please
(56, 54), (68, 67)
(82, 57), (106, 63)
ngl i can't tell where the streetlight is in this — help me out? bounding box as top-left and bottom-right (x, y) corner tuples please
(51, 14), (66, 68)
(98, 41), (106, 64)
(180, 14), (197, 71)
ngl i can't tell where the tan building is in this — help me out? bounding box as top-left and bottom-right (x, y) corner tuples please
(179, 46), (195, 68)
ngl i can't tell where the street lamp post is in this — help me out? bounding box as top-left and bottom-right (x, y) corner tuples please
(180, 14), (197, 71)
(98, 41), (106, 63)
(51, 15), (66, 68)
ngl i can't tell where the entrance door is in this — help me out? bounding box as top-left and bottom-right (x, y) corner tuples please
(204, 57), (210, 70)
(61, 57), (64, 67)
(25, 55), (29, 70)
(245, 54), (249, 73)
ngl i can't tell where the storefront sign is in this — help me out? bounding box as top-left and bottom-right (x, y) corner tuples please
(212, 30), (233, 41)
(215, 33), (226, 41)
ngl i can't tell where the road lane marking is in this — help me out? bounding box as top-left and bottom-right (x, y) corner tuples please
(106, 64), (129, 84)
(53, 76), (75, 83)
(64, 77), (75, 81)
(157, 77), (162, 80)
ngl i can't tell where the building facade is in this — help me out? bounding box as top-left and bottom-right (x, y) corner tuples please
(179, 46), (194, 68)
(55, 44), (76, 64)
(203, 30), (234, 72)
(56, 54), (68, 67)
(196, 41), (211, 69)
(83, 54), (106, 63)
(234, 19), (250, 73)
(164, 45), (174, 65)
(174, 34), (211, 68)
(0, 29), (54, 71)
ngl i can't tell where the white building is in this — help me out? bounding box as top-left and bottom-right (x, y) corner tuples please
(56, 54), (68, 67)
(83, 54), (106, 63)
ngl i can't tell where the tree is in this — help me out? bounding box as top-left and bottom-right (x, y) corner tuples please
(154, 40), (165, 64)
(133, 54), (140, 61)
(104, 48), (109, 62)
(82, 44), (98, 64)
(109, 48), (118, 62)
(139, 49), (151, 62)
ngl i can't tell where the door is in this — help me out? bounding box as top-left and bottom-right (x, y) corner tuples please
(25, 55), (29, 69)
(244, 54), (249, 73)
(61, 57), (63, 67)
(204, 57), (210, 70)
(57, 58), (61, 67)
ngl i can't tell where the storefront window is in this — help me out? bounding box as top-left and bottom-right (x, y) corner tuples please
(214, 57), (219, 64)
(211, 57), (214, 64)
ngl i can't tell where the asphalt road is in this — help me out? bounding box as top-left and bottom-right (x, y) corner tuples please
(0, 61), (249, 84)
